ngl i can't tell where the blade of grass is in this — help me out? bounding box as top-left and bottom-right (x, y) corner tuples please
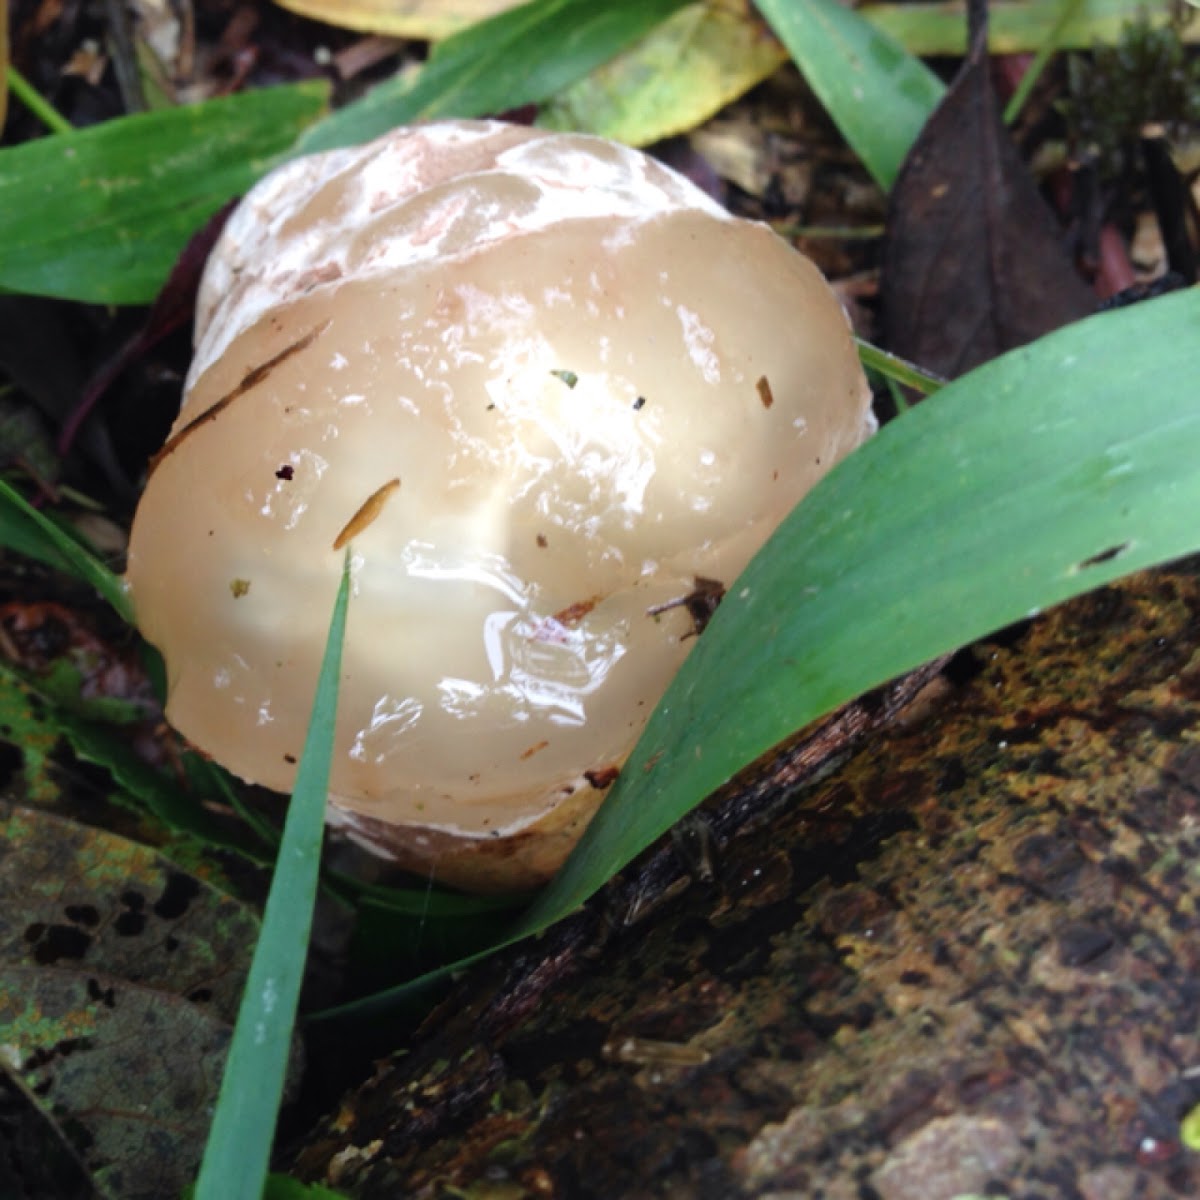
(295, 0), (692, 154)
(194, 551), (351, 1200)
(316, 286), (1200, 1023)
(6, 64), (72, 135)
(757, 0), (945, 191)
(1003, 0), (1086, 125)
(855, 337), (946, 396)
(0, 479), (133, 624)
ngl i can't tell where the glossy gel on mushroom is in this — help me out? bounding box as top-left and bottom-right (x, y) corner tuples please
(125, 120), (875, 891)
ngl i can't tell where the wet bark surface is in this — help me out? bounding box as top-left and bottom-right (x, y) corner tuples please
(294, 560), (1200, 1199)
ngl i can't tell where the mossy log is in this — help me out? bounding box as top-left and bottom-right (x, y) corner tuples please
(294, 561), (1200, 1200)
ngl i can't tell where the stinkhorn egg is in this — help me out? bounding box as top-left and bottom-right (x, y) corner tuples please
(126, 120), (875, 892)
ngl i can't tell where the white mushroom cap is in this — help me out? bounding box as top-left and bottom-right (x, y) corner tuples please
(125, 120), (874, 891)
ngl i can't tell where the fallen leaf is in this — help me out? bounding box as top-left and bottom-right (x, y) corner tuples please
(539, 1), (786, 146)
(271, 0), (512, 39)
(880, 4), (1094, 378)
(295, 0), (690, 155)
(0, 803), (275, 1197)
(0, 964), (236, 1199)
(0, 802), (260, 1022)
(0, 600), (158, 725)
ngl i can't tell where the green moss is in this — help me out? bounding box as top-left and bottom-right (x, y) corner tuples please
(1062, 8), (1200, 177)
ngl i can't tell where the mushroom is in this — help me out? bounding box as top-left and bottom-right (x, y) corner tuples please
(125, 120), (874, 892)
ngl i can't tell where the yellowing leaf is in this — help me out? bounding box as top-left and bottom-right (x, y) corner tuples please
(862, 0), (1197, 56)
(271, 0), (516, 39)
(539, 0), (786, 146)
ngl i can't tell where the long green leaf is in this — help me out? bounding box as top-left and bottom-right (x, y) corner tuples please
(295, 0), (691, 154)
(195, 553), (351, 1200)
(757, 0), (945, 191)
(0, 82), (328, 304)
(320, 287), (1200, 1022)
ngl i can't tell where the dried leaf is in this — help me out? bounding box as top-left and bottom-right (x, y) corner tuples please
(880, 10), (1094, 377)
(271, 0), (513, 39)
(0, 601), (157, 724)
(0, 965), (235, 1199)
(296, 0), (689, 155)
(539, 1), (786, 146)
(0, 803), (272, 1197)
(864, 0), (1196, 57)
(0, 802), (259, 1023)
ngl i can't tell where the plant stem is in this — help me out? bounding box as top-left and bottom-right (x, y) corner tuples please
(855, 338), (945, 396)
(7, 66), (73, 135)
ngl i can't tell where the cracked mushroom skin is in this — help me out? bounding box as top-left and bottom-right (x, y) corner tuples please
(125, 120), (874, 893)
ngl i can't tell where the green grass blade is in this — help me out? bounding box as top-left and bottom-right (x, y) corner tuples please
(855, 337), (945, 396)
(757, 0), (945, 191)
(7, 65), (73, 135)
(194, 553), (351, 1200)
(0, 82), (328, 304)
(0, 479), (134, 624)
(319, 287), (1200, 1022)
(1002, 0), (1086, 125)
(295, 0), (691, 154)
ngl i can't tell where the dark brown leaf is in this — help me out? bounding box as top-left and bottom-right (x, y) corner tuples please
(880, 7), (1094, 378)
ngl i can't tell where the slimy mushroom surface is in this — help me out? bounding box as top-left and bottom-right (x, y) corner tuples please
(125, 120), (875, 891)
